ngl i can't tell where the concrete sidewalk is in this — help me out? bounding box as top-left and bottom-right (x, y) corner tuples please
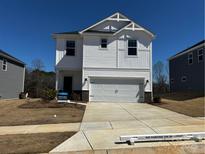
(0, 123), (80, 135)
(50, 102), (205, 154)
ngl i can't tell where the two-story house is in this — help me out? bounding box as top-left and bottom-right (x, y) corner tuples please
(53, 12), (155, 102)
(0, 49), (25, 99)
(169, 40), (205, 93)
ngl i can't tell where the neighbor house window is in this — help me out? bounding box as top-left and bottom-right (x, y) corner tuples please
(66, 41), (75, 56)
(101, 39), (107, 48)
(2, 59), (7, 71)
(198, 48), (203, 62)
(181, 76), (187, 82)
(128, 40), (137, 55)
(188, 52), (193, 64)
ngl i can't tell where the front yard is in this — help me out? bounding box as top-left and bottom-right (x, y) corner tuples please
(151, 92), (205, 117)
(0, 99), (86, 126)
(0, 132), (76, 153)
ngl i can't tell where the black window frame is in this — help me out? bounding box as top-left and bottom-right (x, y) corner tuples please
(128, 40), (137, 56)
(188, 52), (193, 64)
(100, 38), (108, 49)
(2, 58), (7, 71)
(198, 48), (204, 62)
(66, 41), (75, 56)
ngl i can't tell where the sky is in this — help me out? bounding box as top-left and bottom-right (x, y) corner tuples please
(0, 0), (204, 71)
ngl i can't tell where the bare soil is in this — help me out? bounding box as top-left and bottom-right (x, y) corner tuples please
(0, 132), (75, 153)
(151, 92), (205, 117)
(0, 99), (86, 126)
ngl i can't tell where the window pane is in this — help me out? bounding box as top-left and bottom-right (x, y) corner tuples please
(188, 53), (193, 58)
(128, 48), (137, 55)
(66, 48), (75, 56)
(3, 59), (6, 64)
(101, 39), (107, 43)
(66, 41), (75, 48)
(3, 65), (6, 70)
(198, 49), (203, 55)
(101, 43), (107, 48)
(128, 40), (137, 47)
(199, 55), (203, 61)
(189, 59), (192, 64)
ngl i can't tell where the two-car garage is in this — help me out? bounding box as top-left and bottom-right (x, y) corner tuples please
(89, 78), (144, 102)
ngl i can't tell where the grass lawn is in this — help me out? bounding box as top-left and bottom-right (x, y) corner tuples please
(151, 92), (205, 117)
(0, 132), (75, 153)
(0, 99), (86, 126)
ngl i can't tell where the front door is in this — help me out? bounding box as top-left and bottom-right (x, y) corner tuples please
(63, 77), (72, 93)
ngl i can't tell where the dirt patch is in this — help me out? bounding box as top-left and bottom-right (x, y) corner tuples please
(0, 132), (75, 153)
(0, 99), (86, 126)
(151, 93), (205, 117)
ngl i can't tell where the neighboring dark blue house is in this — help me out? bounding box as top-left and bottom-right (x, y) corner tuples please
(0, 50), (25, 99)
(169, 40), (204, 93)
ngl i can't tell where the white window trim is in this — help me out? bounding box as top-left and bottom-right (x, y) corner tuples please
(2, 59), (7, 71)
(127, 39), (138, 57)
(181, 76), (187, 82)
(99, 38), (108, 49)
(197, 48), (203, 63)
(188, 52), (193, 65)
(66, 40), (76, 56)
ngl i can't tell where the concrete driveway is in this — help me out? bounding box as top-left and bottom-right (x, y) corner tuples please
(50, 103), (205, 154)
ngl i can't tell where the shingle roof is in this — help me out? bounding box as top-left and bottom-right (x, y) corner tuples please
(0, 49), (25, 65)
(169, 40), (205, 60)
(85, 30), (115, 34)
(53, 31), (79, 35)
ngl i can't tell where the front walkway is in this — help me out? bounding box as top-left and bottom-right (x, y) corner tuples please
(50, 102), (205, 154)
(0, 123), (80, 135)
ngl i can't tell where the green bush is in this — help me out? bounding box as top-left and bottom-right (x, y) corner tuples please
(153, 96), (161, 103)
(41, 89), (57, 101)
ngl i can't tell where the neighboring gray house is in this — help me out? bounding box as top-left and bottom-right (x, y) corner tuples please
(169, 40), (205, 93)
(0, 50), (25, 99)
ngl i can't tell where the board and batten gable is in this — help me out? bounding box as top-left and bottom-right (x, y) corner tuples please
(0, 56), (25, 99)
(55, 36), (83, 70)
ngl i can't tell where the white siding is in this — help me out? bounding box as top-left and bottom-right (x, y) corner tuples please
(57, 70), (82, 91)
(83, 29), (152, 69)
(83, 35), (117, 68)
(56, 37), (83, 70)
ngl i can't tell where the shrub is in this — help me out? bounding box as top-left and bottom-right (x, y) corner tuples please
(19, 92), (26, 99)
(153, 96), (161, 103)
(41, 89), (57, 101)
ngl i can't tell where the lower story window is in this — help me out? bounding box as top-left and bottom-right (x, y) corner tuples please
(181, 76), (187, 82)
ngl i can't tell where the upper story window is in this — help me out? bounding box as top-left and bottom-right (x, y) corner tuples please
(128, 40), (137, 56)
(101, 39), (107, 48)
(66, 41), (75, 56)
(188, 52), (193, 64)
(2, 59), (7, 71)
(198, 48), (204, 62)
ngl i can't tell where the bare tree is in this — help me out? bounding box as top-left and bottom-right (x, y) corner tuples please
(153, 61), (168, 94)
(31, 59), (44, 71)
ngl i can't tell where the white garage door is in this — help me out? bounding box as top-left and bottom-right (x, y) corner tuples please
(90, 78), (144, 102)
